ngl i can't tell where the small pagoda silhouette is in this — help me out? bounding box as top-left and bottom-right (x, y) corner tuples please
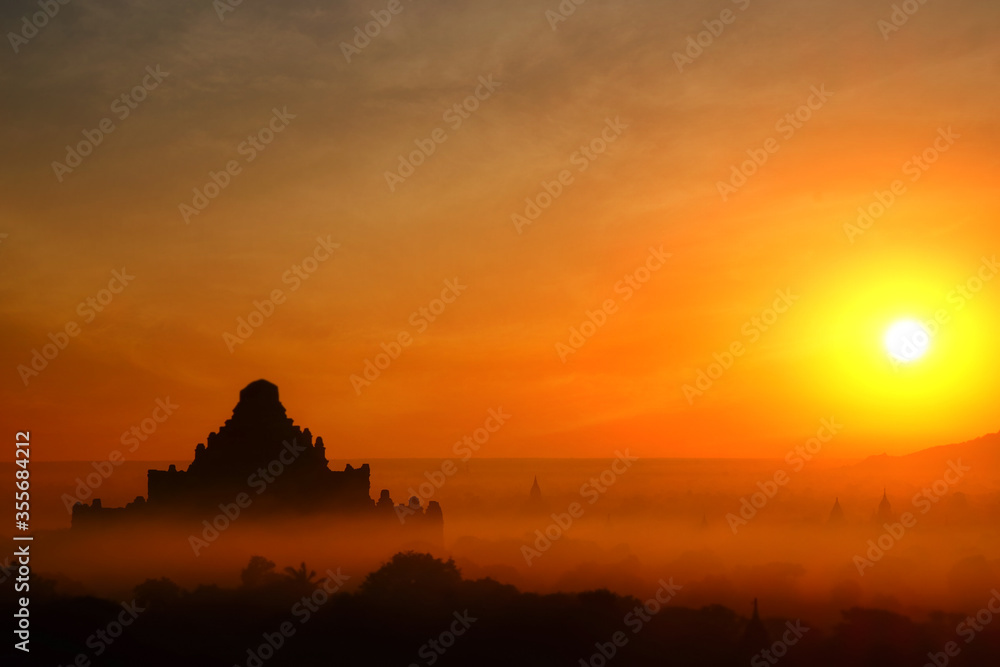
(876, 488), (894, 523)
(828, 497), (845, 525)
(739, 598), (771, 660)
(523, 475), (548, 515)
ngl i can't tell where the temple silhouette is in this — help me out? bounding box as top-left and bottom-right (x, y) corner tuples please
(739, 598), (771, 660)
(876, 488), (894, 523)
(72, 379), (443, 538)
(522, 474), (549, 516)
(827, 497), (844, 524)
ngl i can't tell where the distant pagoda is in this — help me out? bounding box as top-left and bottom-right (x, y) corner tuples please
(524, 475), (547, 515)
(876, 489), (893, 523)
(828, 498), (845, 524)
(739, 598), (771, 660)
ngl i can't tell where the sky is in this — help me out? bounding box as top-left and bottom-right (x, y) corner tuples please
(2, 0), (999, 462)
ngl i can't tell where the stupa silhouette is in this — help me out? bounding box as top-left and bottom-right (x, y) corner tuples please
(523, 475), (548, 514)
(876, 488), (894, 523)
(828, 497), (845, 524)
(739, 598), (771, 660)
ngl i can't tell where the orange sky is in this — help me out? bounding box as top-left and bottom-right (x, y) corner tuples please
(2, 0), (999, 461)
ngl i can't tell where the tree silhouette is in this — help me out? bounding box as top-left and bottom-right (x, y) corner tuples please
(360, 551), (461, 602)
(23, 550), (992, 667)
(240, 555), (280, 588)
(283, 561), (317, 588)
(134, 577), (182, 608)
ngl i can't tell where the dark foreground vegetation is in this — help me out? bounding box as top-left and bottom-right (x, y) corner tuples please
(8, 552), (1000, 667)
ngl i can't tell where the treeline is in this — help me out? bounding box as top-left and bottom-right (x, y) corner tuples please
(8, 552), (1000, 666)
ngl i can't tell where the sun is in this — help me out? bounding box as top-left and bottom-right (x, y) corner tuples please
(885, 319), (932, 363)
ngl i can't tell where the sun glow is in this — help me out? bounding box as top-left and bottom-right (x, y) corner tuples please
(885, 319), (932, 363)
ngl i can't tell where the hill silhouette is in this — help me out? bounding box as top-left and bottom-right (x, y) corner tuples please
(858, 430), (1000, 469)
